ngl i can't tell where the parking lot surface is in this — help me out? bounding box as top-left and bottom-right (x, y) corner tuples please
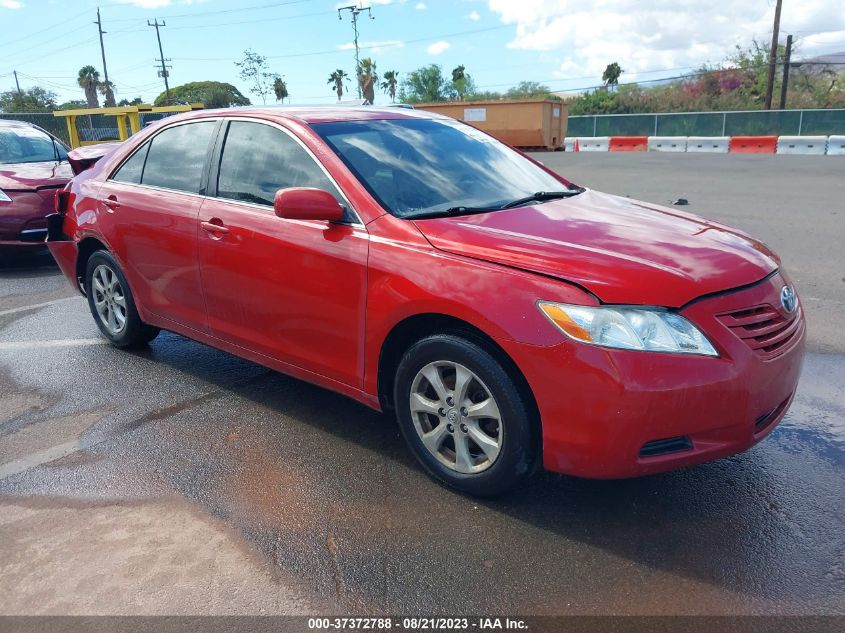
(0, 154), (843, 615)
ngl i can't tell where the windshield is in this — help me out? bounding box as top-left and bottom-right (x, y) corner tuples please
(312, 118), (573, 219)
(0, 126), (63, 165)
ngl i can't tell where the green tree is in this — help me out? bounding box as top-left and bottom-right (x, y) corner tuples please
(117, 97), (143, 107)
(602, 62), (623, 91)
(98, 80), (116, 107)
(505, 81), (556, 99)
(153, 81), (250, 108)
(0, 87), (58, 113)
(234, 49), (277, 105)
(56, 99), (89, 110)
(77, 65), (100, 108)
(380, 70), (398, 102)
(273, 76), (289, 102)
(400, 64), (450, 103)
(328, 69), (350, 101)
(358, 57), (378, 104)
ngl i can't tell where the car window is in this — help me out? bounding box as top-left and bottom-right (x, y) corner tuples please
(0, 126), (59, 164)
(216, 121), (348, 217)
(112, 142), (150, 184)
(140, 121), (216, 193)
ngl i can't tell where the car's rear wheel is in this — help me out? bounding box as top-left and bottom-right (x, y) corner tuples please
(394, 334), (536, 496)
(85, 250), (159, 348)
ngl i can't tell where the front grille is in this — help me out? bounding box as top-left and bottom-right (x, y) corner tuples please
(717, 303), (802, 359)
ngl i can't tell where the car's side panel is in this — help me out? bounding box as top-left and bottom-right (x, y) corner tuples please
(94, 180), (208, 334)
(197, 197), (369, 388)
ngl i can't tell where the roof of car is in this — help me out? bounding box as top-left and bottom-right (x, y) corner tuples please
(180, 105), (445, 125)
(0, 119), (37, 128)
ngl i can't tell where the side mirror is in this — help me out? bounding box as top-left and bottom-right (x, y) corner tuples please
(273, 187), (345, 222)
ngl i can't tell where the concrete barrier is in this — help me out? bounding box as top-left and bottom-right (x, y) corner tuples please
(686, 136), (730, 153)
(609, 136), (648, 152)
(776, 136), (828, 155)
(648, 136), (688, 152)
(730, 136), (778, 153)
(576, 137), (610, 152)
(827, 136), (845, 155)
(564, 137), (577, 152)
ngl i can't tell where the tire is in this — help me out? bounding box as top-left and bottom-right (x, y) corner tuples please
(85, 250), (159, 348)
(393, 334), (536, 496)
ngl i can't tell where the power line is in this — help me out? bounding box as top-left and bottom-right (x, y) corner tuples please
(338, 4), (375, 98)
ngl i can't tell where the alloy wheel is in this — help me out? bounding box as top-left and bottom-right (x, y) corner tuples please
(92, 264), (128, 336)
(409, 361), (503, 474)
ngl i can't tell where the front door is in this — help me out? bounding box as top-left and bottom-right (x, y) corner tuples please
(198, 120), (369, 388)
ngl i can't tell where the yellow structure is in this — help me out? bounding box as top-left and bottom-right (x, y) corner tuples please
(53, 104), (203, 148)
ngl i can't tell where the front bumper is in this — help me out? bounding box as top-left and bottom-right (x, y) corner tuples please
(498, 271), (806, 479)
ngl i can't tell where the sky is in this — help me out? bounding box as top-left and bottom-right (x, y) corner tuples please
(1, 0), (844, 106)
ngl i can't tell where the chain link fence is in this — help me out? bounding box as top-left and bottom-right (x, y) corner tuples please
(0, 111), (178, 146)
(567, 109), (845, 137)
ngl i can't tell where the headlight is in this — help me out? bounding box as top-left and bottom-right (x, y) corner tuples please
(0, 189), (11, 203)
(538, 302), (718, 356)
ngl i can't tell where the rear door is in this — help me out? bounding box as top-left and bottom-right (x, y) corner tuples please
(98, 119), (219, 334)
(197, 119), (369, 388)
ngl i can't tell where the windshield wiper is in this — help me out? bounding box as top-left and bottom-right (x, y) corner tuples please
(409, 205), (502, 220)
(500, 188), (584, 209)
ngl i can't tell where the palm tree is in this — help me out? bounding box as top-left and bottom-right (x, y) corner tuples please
(77, 65), (101, 108)
(98, 80), (116, 108)
(328, 69), (349, 101)
(380, 70), (398, 103)
(602, 62), (623, 91)
(358, 58), (378, 104)
(451, 65), (468, 101)
(273, 76), (289, 103)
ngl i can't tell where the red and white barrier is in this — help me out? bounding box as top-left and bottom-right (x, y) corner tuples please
(776, 136), (828, 155)
(686, 136), (730, 153)
(730, 136), (778, 153)
(609, 136), (648, 152)
(648, 137), (688, 152)
(827, 136), (845, 156)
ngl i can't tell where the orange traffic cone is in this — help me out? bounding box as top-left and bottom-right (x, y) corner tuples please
(574, 138), (580, 152)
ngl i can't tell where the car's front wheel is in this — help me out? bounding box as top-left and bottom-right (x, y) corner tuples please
(394, 334), (536, 496)
(85, 250), (159, 348)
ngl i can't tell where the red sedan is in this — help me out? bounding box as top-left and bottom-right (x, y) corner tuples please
(0, 120), (72, 249)
(47, 107), (805, 495)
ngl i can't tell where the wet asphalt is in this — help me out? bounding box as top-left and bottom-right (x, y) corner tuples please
(0, 154), (843, 615)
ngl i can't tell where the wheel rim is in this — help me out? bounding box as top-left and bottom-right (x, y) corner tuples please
(92, 264), (127, 336)
(409, 361), (503, 474)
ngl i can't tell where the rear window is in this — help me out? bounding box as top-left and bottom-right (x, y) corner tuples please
(137, 121), (216, 194)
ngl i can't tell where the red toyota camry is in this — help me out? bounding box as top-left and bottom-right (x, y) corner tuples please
(47, 107), (805, 495)
(0, 119), (72, 249)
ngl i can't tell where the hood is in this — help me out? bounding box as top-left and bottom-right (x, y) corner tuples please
(0, 160), (73, 192)
(413, 190), (779, 307)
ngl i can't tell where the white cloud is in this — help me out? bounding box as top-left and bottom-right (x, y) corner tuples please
(486, 0), (845, 85)
(427, 40), (451, 55)
(466, 10), (481, 21)
(1, 0), (24, 8)
(337, 39), (405, 54)
(415, 2), (427, 9)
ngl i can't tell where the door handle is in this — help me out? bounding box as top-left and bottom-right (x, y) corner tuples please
(100, 195), (120, 210)
(201, 219), (229, 235)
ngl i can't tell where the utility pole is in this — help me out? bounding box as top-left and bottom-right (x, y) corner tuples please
(764, 0), (783, 110)
(95, 7), (113, 106)
(779, 34), (793, 110)
(337, 4), (374, 98)
(12, 70), (22, 109)
(148, 19), (171, 104)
